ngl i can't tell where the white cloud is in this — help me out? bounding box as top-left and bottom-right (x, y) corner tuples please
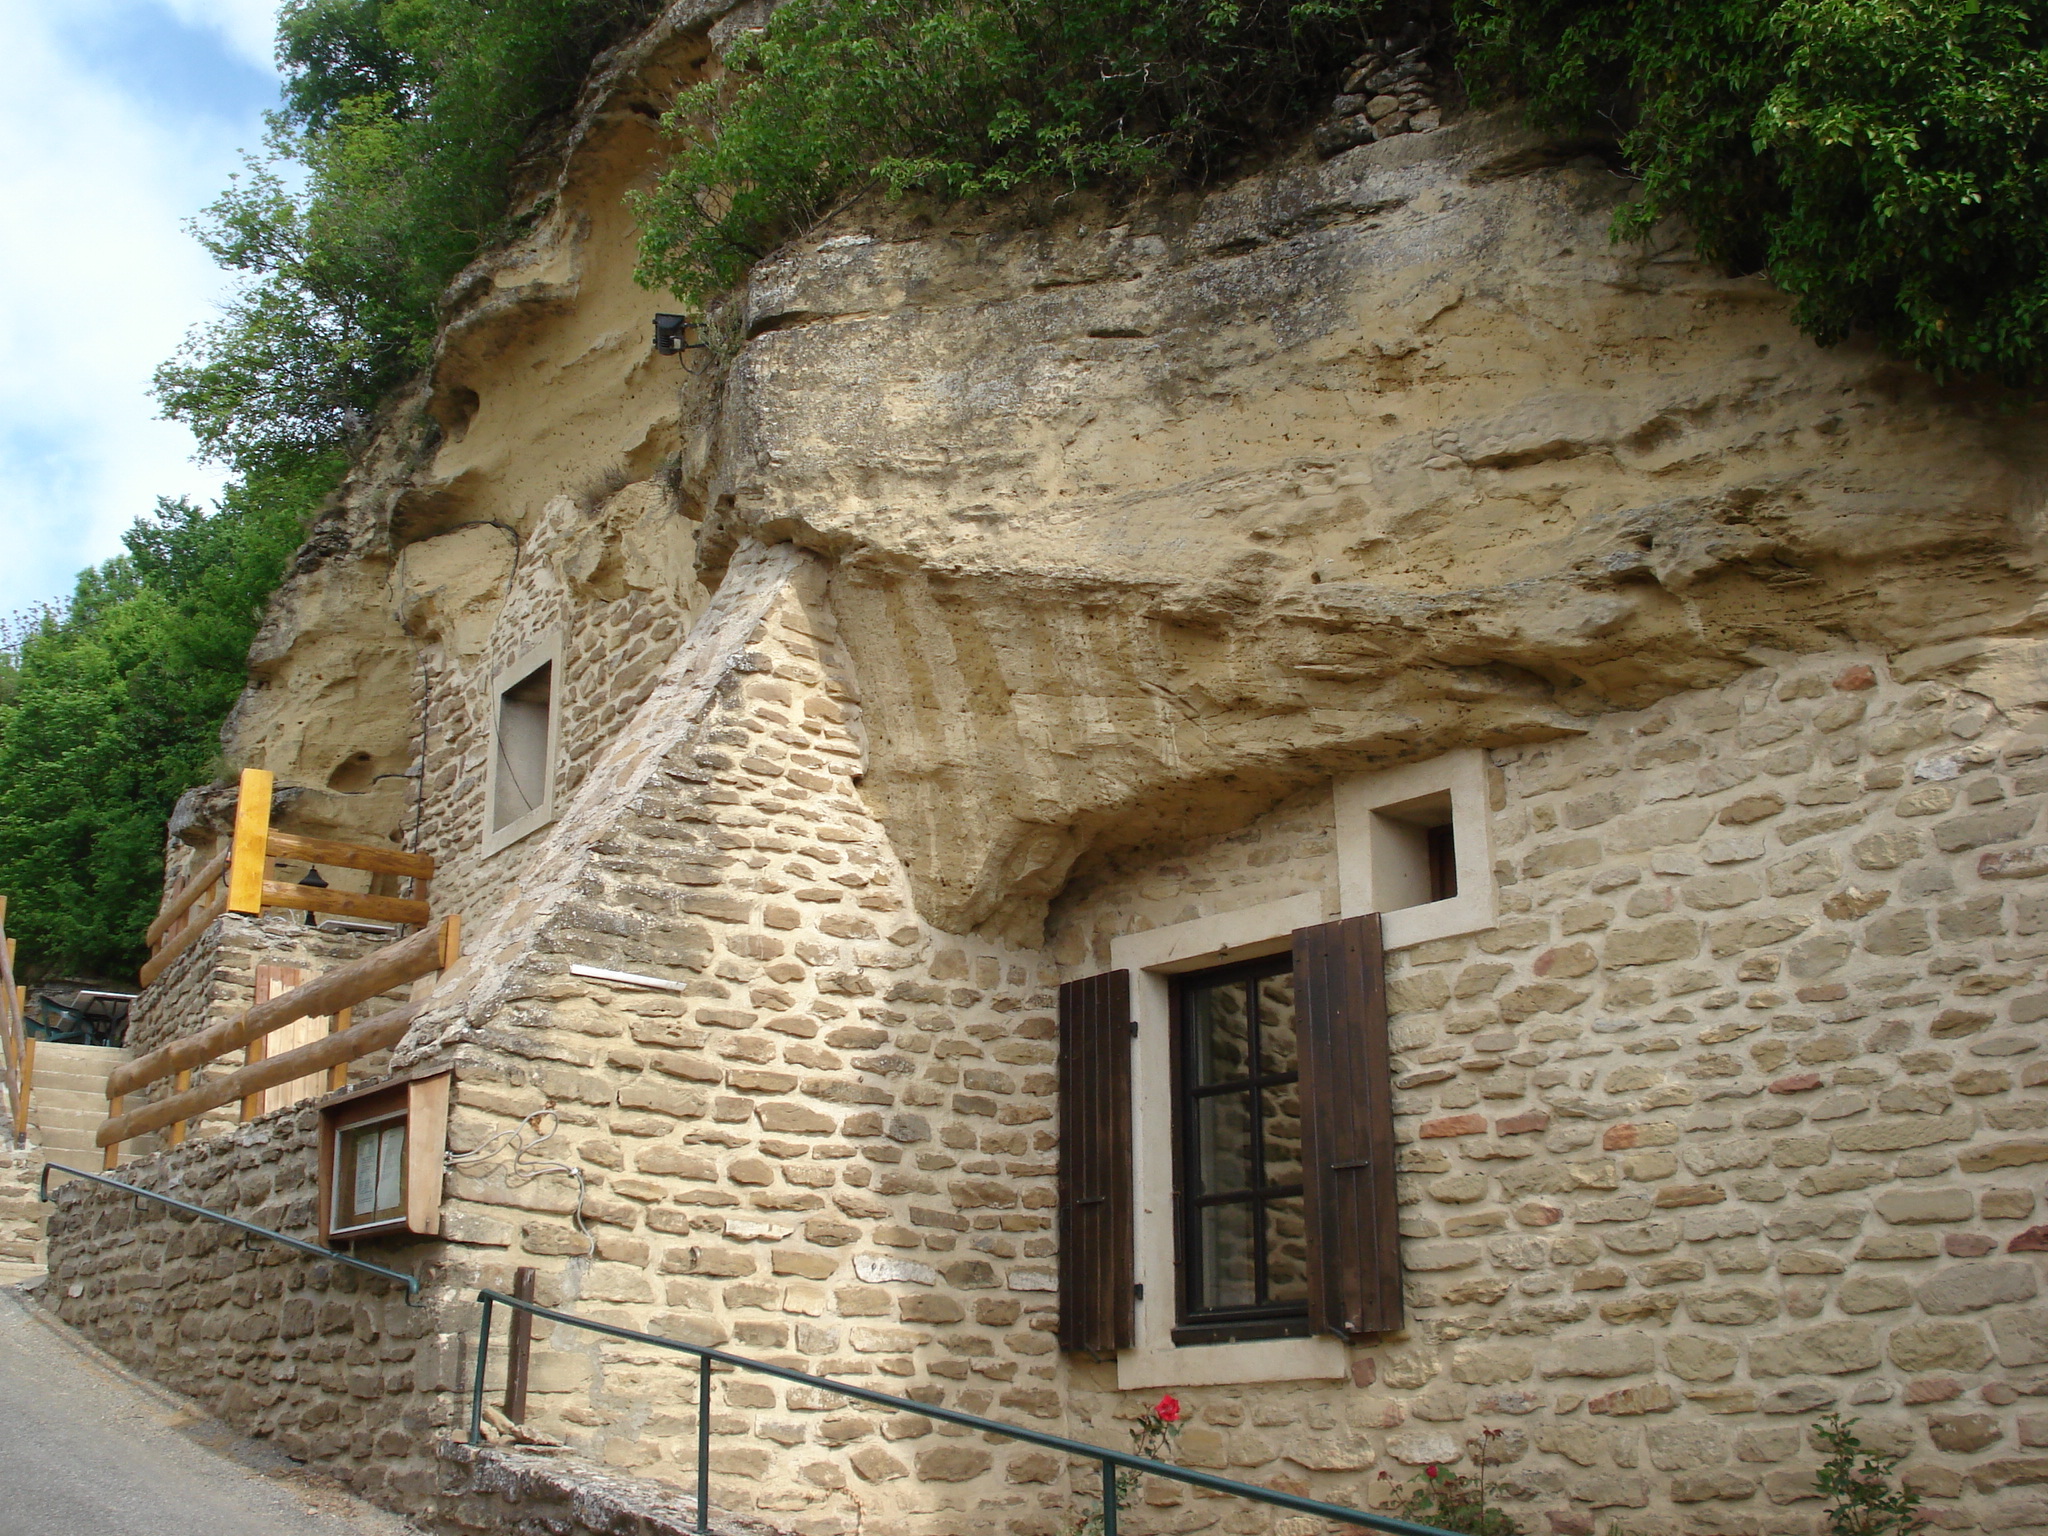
(0, 0), (279, 621)
(158, 0), (282, 70)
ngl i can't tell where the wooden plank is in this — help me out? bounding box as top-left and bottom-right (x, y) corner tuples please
(167, 1069), (192, 1145)
(109, 917), (451, 1098)
(1294, 912), (1401, 1339)
(138, 884), (228, 988)
(251, 965), (325, 1115)
(438, 912), (461, 972)
(145, 847), (231, 947)
(327, 1007), (352, 1093)
(241, 1029), (266, 1122)
(103, 1095), (122, 1169)
(226, 768), (274, 914)
(265, 830), (435, 882)
(95, 1003), (424, 1147)
(259, 882), (430, 927)
(14, 1034), (33, 1139)
(406, 1071), (451, 1236)
(1056, 968), (1134, 1353)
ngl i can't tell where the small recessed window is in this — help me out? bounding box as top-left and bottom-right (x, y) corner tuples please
(492, 661), (553, 833)
(482, 637), (563, 856)
(1172, 954), (1310, 1345)
(1369, 789), (1458, 912)
(335, 1114), (408, 1234)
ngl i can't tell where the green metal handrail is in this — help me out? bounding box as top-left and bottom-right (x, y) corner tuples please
(40, 1163), (421, 1301)
(471, 1288), (1458, 1536)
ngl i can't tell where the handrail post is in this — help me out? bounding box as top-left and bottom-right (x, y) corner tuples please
(1102, 1457), (1118, 1536)
(471, 1293), (494, 1446)
(696, 1353), (712, 1534)
(503, 1266), (535, 1422)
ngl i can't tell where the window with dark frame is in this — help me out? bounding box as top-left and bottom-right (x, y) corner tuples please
(1172, 953), (1312, 1344)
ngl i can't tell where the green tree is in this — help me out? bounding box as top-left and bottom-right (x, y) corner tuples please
(0, 463), (326, 978)
(1454, 0), (2048, 389)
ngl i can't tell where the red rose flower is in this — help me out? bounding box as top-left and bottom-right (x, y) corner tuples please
(1425, 1465), (1439, 1479)
(1155, 1394), (1182, 1423)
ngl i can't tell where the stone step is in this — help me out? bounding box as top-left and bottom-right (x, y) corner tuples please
(30, 1043), (125, 1071)
(31, 1087), (109, 1111)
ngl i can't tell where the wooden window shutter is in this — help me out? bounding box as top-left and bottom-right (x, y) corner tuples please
(1057, 969), (1135, 1352)
(1294, 913), (1402, 1338)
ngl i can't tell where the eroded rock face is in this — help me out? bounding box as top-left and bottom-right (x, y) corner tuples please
(222, 82), (2048, 941)
(699, 112), (2045, 938)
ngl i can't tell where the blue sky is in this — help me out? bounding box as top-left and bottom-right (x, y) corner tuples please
(0, 0), (283, 625)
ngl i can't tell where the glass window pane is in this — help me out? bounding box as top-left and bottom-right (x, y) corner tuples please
(1261, 1087), (1303, 1186)
(1256, 970), (1297, 1076)
(1193, 1201), (1257, 1311)
(1264, 1197), (1310, 1304)
(375, 1124), (406, 1215)
(350, 1128), (378, 1218)
(1194, 1092), (1255, 1196)
(1187, 974), (1252, 1086)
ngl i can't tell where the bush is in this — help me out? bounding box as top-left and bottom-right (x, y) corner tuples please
(1814, 1413), (1927, 1536)
(1454, 0), (2048, 391)
(634, 0), (1408, 302)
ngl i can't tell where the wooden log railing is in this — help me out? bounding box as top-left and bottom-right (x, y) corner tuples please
(1, 897), (30, 1143)
(102, 913), (460, 1166)
(140, 768), (437, 989)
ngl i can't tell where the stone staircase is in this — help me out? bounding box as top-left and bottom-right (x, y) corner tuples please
(2, 1041), (126, 1270)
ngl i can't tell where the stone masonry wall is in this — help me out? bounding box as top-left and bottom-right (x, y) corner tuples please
(42, 1108), (470, 1507)
(404, 480), (707, 932)
(1043, 648), (2048, 1536)
(383, 543), (1075, 1536)
(123, 911), (406, 1154)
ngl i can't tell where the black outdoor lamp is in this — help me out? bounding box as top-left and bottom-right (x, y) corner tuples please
(299, 865), (327, 927)
(652, 313), (703, 355)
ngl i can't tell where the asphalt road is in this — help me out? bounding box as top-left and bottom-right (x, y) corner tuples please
(0, 1277), (425, 1536)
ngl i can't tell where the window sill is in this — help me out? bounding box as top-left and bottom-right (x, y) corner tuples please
(1116, 1334), (1347, 1390)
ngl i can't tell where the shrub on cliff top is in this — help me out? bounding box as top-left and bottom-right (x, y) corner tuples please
(1456, 0), (2048, 391)
(633, 0), (1407, 301)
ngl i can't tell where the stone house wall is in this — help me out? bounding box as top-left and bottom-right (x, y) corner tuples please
(1040, 649), (2048, 1536)
(63, 539), (2048, 1536)
(120, 912), (407, 1154)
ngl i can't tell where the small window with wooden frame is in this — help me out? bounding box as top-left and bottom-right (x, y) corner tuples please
(482, 634), (564, 857)
(318, 1072), (451, 1243)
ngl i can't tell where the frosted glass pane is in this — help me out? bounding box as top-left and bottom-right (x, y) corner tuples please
(375, 1125), (406, 1214)
(351, 1132), (377, 1216)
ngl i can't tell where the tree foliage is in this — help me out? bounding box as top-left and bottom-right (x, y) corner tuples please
(0, 462), (331, 978)
(155, 0), (664, 469)
(1454, 0), (2048, 389)
(634, 0), (1402, 302)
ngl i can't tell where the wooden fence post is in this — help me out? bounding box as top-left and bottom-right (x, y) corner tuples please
(226, 768), (273, 916)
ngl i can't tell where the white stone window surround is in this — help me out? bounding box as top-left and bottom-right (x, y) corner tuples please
(481, 632), (565, 858)
(1334, 747), (1497, 947)
(1109, 893), (1349, 1390)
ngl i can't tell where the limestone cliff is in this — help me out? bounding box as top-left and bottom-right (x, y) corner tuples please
(213, 4), (2048, 955)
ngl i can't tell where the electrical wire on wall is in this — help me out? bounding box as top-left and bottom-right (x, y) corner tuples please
(443, 1107), (593, 1255)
